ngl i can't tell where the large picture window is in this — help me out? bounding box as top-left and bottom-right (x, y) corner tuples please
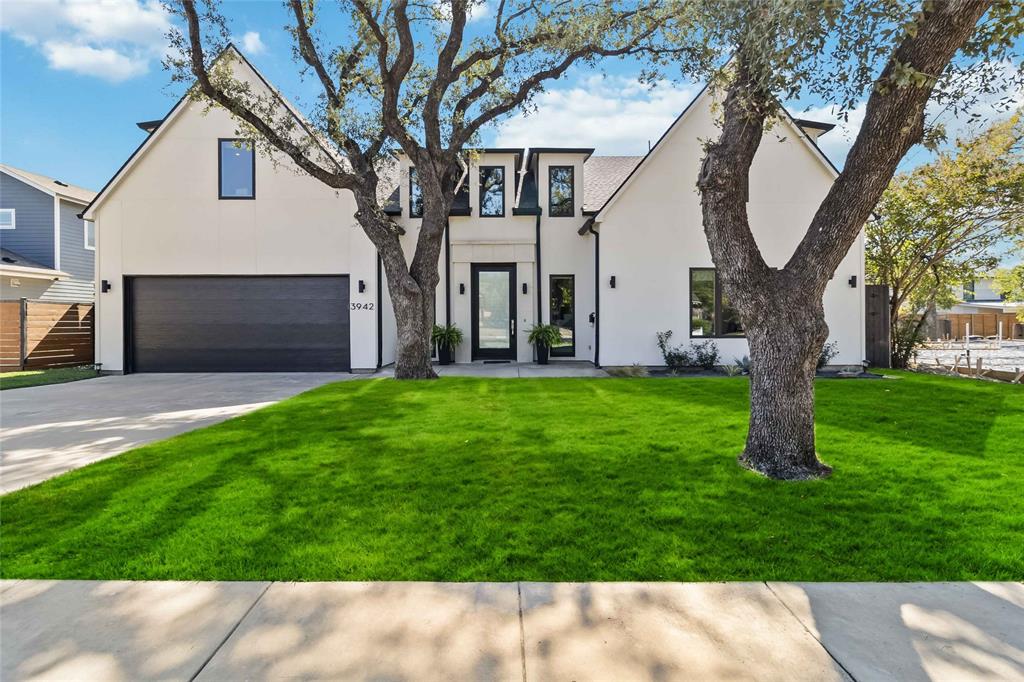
(548, 166), (574, 217)
(218, 139), (255, 199)
(409, 167), (423, 218)
(690, 268), (744, 338)
(479, 166), (505, 217)
(549, 274), (575, 356)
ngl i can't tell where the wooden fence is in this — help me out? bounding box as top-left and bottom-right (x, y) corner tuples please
(935, 312), (1024, 340)
(0, 299), (94, 372)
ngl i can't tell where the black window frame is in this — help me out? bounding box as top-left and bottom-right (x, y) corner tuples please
(218, 138), (256, 200)
(548, 165), (574, 217)
(689, 267), (745, 339)
(409, 167), (423, 218)
(478, 165), (505, 217)
(549, 274), (576, 357)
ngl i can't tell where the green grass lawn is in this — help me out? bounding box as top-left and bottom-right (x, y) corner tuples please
(0, 366), (98, 390)
(2, 371), (1021, 582)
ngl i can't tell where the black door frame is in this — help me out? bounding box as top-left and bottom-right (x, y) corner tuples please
(471, 263), (517, 360)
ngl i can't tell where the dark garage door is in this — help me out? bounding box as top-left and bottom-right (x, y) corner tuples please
(129, 276), (350, 372)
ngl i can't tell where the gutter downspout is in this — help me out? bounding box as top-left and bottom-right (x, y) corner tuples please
(376, 253), (383, 369)
(535, 212), (542, 332)
(445, 220), (452, 326)
(581, 220), (600, 368)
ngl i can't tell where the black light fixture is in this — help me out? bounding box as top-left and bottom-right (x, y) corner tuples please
(101, 279), (112, 293)
(459, 283), (466, 295)
(848, 275), (857, 288)
(358, 279), (366, 293)
(522, 282), (528, 295)
(609, 275), (616, 288)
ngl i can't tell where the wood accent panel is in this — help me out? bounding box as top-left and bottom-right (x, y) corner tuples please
(0, 300), (94, 372)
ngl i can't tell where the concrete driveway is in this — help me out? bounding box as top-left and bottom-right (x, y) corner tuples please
(0, 373), (352, 494)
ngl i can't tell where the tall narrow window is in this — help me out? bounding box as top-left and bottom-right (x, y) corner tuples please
(479, 166), (505, 217)
(549, 274), (575, 356)
(548, 166), (574, 217)
(84, 222), (96, 250)
(690, 268), (744, 338)
(219, 139), (255, 199)
(409, 167), (423, 218)
(0, 208), (15, 229)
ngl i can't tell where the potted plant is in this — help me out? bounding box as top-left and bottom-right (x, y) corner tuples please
(528, 324), (563, 365)
(431, 324), (463, 365)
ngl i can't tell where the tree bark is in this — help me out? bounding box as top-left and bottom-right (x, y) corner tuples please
(742, 291), (831, 479)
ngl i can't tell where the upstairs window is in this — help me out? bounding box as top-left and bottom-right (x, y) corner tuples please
(690, 268), (744, 338)
(0, 208), (14, 229)
(219, 139), (255, 199)
(548, 166), (574, 217)
(409, 167), (423, 218)
(479, 166), (505, 217)
(84, 222), (96, 250)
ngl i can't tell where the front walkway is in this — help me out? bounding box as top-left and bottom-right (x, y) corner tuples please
(2, 580), (1021, 681)
(0, 373), (352, 493)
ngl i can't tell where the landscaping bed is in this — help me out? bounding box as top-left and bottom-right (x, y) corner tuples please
(1, 371), (1021, 582)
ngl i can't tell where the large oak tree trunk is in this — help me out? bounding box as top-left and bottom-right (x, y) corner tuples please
(742, 297), (831, 479)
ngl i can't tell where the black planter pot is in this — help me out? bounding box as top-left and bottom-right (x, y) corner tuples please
(438, 345), (453, 365)
(536, 344), (550, 365)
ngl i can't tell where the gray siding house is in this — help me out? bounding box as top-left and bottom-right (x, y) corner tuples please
(0, 165), (97, 302)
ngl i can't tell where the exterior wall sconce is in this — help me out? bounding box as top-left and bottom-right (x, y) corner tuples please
(101, 279), (112, 293)
(522, 283), (528, 295)
(848, 275), (857, 288)
(609, 275), (616, 288)
(459, 283), (466, 295)
(358, 280), (366, 293)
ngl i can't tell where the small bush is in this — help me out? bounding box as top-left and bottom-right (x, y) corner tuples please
(692, 340), (720, 370)
(733, 355), (751, 374)
(721, 364), (743, 377)
(817, 341), (839, 370)
(607, 364), (650, 378)
(656, 331), (693, 373)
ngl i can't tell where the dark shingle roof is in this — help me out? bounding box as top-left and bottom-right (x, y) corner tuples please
(0, 248), (62, 273)
(582, 156), (643, 213)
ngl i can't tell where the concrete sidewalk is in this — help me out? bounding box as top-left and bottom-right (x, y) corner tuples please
(2, 580), (1021, 681)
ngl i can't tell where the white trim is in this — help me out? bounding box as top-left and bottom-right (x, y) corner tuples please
(53, 196), (61, 271)
(0, 263), (69, 280)
(84, 221), (96, 250)
(0, 208), (15, 229)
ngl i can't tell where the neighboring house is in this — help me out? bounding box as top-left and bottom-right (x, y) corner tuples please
(0, 165), (97, 302)
(84, 46), (865, 374)
(932, 276), (1022, 339)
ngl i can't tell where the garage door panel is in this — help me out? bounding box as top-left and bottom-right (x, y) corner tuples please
(130, 276), (350, 372)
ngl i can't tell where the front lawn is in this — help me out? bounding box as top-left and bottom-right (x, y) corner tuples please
(2, 372), (1021, 582)
(0, 366), (99, 390)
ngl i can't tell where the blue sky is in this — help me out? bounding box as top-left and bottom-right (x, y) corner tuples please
(1, 0), (1021, 206)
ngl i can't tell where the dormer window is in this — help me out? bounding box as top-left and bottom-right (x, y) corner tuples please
(0, 209), (14, 230)
(219, 139), (255, 199)
(409, 167), (423, 218)
(548, 166), (574, 217)
(479, 166), (505, 217)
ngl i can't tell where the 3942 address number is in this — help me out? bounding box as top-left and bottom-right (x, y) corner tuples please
(351, 302), (375, 311)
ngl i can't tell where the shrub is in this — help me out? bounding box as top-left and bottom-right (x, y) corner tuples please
(722, 364), (743, 376)
(733, 355), (751, 374)
(656, 331), (693, 373)
(692, 340), (720, 370)
(431, 324), (464, 351)
(817, 341), (839, 370)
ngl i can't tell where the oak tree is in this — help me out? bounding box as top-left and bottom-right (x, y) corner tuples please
(169, 0), (702, 378)
(687, 0), (1022, 478)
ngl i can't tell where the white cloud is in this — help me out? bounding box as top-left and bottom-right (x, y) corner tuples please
(494, 74), (697, 155)
(0, 0), (170, 81)
(431, 0), (492, 24)
(239, 31), (266, 55)
(42, 41), (149, 82)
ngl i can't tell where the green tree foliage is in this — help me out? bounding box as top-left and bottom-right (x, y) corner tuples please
(867, 114), (1024, 365)
(993, 263), (1024, 320)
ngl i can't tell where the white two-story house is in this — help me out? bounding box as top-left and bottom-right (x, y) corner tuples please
(84, 46), (865, 373)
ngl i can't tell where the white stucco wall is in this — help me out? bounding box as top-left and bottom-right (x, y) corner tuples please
(90, 62), (377, 371)
(596, 91), (865, 367)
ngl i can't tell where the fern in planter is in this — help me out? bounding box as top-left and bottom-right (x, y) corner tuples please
(528, 324), (562, 364)
(431, 324), (463, 365)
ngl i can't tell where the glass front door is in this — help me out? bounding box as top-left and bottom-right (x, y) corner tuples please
(472, 264), (516, 360)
